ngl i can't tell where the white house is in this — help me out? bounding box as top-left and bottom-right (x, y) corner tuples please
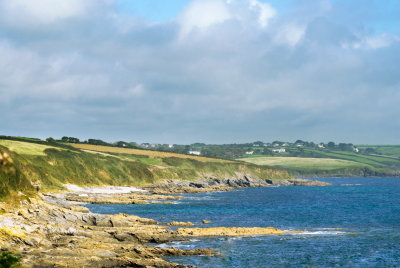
(272, 148), (286, 153)
(353, 147), (359, 153)
(317, 144), (325, 149)
(188, 150), (201, 156)
(245, 151), (254, 155)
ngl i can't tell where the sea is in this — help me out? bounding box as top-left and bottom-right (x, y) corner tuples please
(85, 177), (400, 267)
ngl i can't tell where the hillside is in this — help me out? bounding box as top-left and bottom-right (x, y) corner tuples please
(0, 139), (291, 201)
(238, 148), (400, 177)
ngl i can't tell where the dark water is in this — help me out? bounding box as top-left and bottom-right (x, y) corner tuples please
(86, 177), (400, 267)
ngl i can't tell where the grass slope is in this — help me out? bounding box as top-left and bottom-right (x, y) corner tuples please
(71, 144), (231, 163)
(239, 157), (363, 170)
(357, 145), (400, 157)
(0, 140), (290, 201)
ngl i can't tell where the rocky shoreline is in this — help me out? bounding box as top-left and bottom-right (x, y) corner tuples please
(144, 176), (330, 194)
(0, 177), (329, 267)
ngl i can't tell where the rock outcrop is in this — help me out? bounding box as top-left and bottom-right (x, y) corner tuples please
(168, 221), (194, 226)
(0, 198), (209, 268)
(176, 227), (287, 237)
(145, 175), (330, 194)
(63, 192), (184, 204)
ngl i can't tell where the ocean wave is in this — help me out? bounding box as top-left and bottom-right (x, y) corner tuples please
(298, 230), (347, 235)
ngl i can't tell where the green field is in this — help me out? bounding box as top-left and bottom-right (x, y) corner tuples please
(238, 146), (400, 177)
(357, 145), (400, 157)
(238, 157), (363, 170)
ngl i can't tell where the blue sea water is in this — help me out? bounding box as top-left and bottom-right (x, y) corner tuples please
(86, 177), (400, 267)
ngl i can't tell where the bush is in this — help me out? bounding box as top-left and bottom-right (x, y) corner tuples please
(0, 251), (21, 268)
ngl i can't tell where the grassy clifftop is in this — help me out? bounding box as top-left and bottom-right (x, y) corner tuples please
(0, 140), (291, 200)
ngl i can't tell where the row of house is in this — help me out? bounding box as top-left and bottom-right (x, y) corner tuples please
(245, 148), (287, 155)
(141, 143), (174, 149)
(188, 150), (201, 156)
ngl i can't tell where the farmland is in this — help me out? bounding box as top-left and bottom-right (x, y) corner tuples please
(239, 157), (363, 170)
(71, 143), (231, 163)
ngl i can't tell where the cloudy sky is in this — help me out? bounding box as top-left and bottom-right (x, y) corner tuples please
(1, 0), (399, 144)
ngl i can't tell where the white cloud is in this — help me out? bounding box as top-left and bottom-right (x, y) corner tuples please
(178, 0), (231, 39)
(178, 0), (277, 40)
(0, 0), (399, 143)
(249, 0), (276, 28)
(275, 24), (306, 46)
(127, 84), (145, 97)
(342, 33), (399, 50)
(0, 0), (112, 26)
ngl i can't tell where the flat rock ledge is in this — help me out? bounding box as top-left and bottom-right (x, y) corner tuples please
(176, 227), (288, 237)
(0, 198), (213, 268)
(63, 193), (184, 204)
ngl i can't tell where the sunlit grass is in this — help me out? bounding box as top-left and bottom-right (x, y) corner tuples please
(0, 140), (61, 156)
(238, 156), (364, 170)
(71, 143), (232, 163)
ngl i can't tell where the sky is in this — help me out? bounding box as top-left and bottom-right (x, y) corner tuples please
(0, 0), (399, 144)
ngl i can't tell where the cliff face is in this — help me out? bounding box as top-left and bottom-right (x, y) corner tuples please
(0, 143), (292, 200)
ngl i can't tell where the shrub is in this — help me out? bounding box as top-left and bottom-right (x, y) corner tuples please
(0, 251), (21, 268)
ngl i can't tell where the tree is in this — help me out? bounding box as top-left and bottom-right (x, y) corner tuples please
(338, 143), (353, 151)
(46, 137), (56, 143)
(60, 136), (80, 143)
(87, 139), (110, 146)
(327, 142), (336, 149)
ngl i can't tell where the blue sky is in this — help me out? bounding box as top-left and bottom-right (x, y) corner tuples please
(0, 0), (399, 144)
(118, 0), (399, 33)
(117, 0), (296, 20)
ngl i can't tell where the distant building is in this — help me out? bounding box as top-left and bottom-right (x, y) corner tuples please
(272, 148), (286, 153)
(141, 143), (150, 148)
(317, 144), (325, 149)
(353, 147), (359, 153)
(168, 144), (174, 148)
(245, 151), (254, 155)
(188, 150), (201, 155)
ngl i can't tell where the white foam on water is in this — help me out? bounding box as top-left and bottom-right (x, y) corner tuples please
(291, 229), (346, 236)
(155, 241), (196, 249)
(64, 184), (147, 194)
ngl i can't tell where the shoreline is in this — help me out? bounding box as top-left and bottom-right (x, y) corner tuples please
(0, 178), (328, 267)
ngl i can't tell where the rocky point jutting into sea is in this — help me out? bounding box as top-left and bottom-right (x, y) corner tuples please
(0, 176), (329, 267)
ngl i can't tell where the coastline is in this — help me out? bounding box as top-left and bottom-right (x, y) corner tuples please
(0, 178), (328, 267)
